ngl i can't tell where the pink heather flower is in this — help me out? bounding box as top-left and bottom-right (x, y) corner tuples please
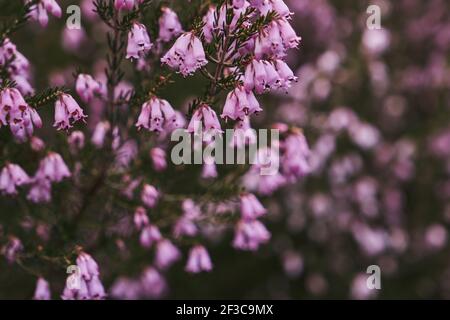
(233, 219), (271, 251)
(141, 267), (167, 298)
(281, 130), (310, 181)
(161, 32), (207, 76)
(254, 19), (300, 59)
(68, 131), (85, 152)
(202, 6), (215, 43)
(30, 136), (45, 151)
(61, 27), (87, 52)
(54, 94), (87, 130)
(268, 0), (292, 19)
(136, 97), (176, 132)
(3, 236), (23, 263)
(240, 193), (267, 219)
(150, 147), (167, 171)
(76, 74), (103, 103)
(0, 38), (17, 65)
(185, 245), (213, 273)
(126, 22), (152, 60)
(201, 157), (218, 179)
(277, 19), (301, 49)
(243, 147), (286, 195)
(0, 163), (30, 195)
(221, 86), (262, 120)
(244, 59), (284, 93)
(114, 0), (142, 11)
(27, 177), (52, 203)
(155, 239), (181, 269)
(62, 253), (106, 300)
(173, 216), (198, 238)
(110, 277), (142, 300)
(182, 199), (201, 218)
(187, 104), (222, 135)
(173, 199), (200, 237)
(115, 140), (138, 168)
(141, 184), (159, 208)
(0, 88), (42, 142)
(33, 278), (51, 300)
(91, 121), (110, 148)
(35, 152), (71, 182)
(133, 206), (149, 230)
(158, 7), (183, 42)
(230, 116), (257, 148)
(274, 59), (298, 91)
(77, 252), (100, 281)
(140, 224), (162, 248)
(87, 276), (107, 300)
(29, 0), (62, 27)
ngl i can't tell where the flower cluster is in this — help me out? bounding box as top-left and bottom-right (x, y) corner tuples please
(62, 252), (106, 300)
(0, 87), (42, 142)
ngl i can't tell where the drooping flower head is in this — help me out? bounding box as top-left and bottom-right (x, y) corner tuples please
(136, 97), (176, 132)
(187, 104), (222, 136)
(221, 86), (262, 120)
(158, 7), (183, 42)
(0, 87), (42, 142)
(185, 245), (213, 273)
(161, 32), (207, 76)
(0, 163), (30, 195)
(53, 93), (87, 130)
(75, 74), (103, 103)
(126, 22), (153, 60)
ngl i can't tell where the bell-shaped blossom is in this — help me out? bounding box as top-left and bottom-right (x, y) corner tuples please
(185, 245), (213, 273)
(202, 6), (216, 43)
(0, 163), (30, 195)
(76, 74), (103, 103)
(221, 86), (262, 120)
(254, 19), (300, 59)
(230, 116), (257, 148)
(141, 267), (167, 298)
(240, 193), (267, 219)
(173, 199), (200, 237)
(54, 93), (87, 130)
(33, 278), (51, 300)
(3, 237), (23, 263)
(233, 219), (271, 251)
(91, 121), (110, 148)
(243, 145), (286, 195)
(136, 97), (176, 132)
(62, 252), (106, 300)
(27, 177), (52, 203)
(126, 22), (153, 60)
(36, 152), (71, 183)
(161, 32), (207, 76)
(141, 184), (159, 208)
(140, 224), (162, 248)
(158, 7), (183, 42)
(274, 59), (297, 90)
(29, 0), (62, 27)
(133, 206), (149, 230)
(187, 104), (222, 135)
(281, 130), (310, 181)
(201, 157), (218, 179)
(0, 88), (42, 142)
(30, 136), (45, 151)
(244, 59), (284, 93)
(68, 131), (85, 153)
(150, 147), (167, 171)
(155, 239), (181, 269)
(114, 0), (143, 11)
(76, 252), (100, 281)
